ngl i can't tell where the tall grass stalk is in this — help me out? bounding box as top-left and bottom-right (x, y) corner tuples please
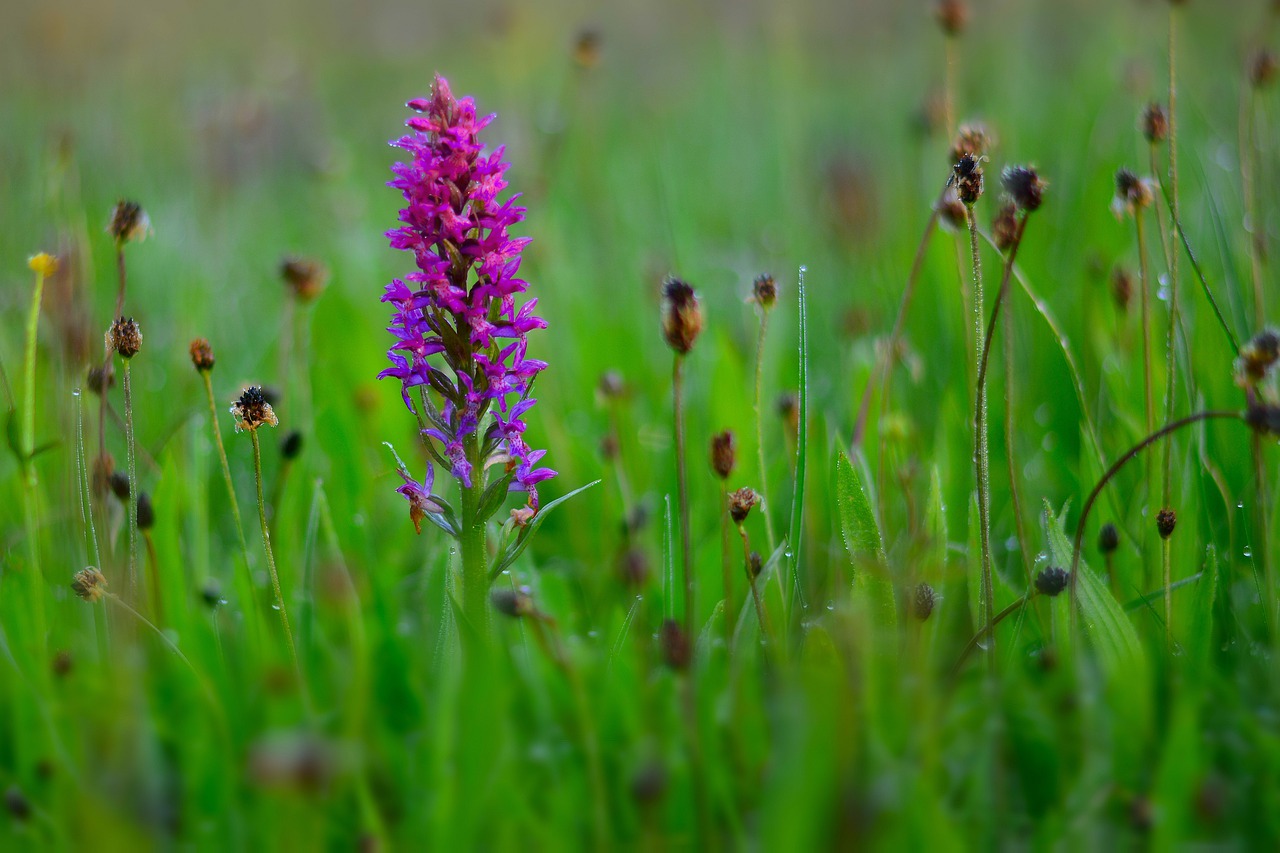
(251, 428), (304, 697)
(964, 206), (994, 659)
(20, 259), (50, 660)
(753, 308), (777, 552)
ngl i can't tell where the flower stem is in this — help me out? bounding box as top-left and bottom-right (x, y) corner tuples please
(720, 483), (733, 649)
(122, 359), (140, 601)
(459, 432), (490, 648)
(965, 205), (994, 661)
(251, 429), (303, 693)
(673, 356), (694, 639)
(753, 309), (777, 552)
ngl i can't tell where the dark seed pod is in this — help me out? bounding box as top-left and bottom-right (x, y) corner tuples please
(949, 123), (992, 164)
(913, 582), (936, 621)
(1234, 328), (1280, 387)
(280, 256), (328, 302)
(4, 786), (30, 822)
(107, 316), (142, 359)
(136, 491), (155, 530)
(1141, 102), (1168, 144)
(491, 586), (534, 618)
(598, 371), (626, 400)
(1034, 566), (1070, 597)
(659, 618), (691, 670)
(1110, 267), (1133, 311)
(992, 201), (1019, 252)
(747, 551), (764, 579)
(230, 386), (279, 432)
(728, 487), (761, 524)
(201, 578), (224, 609)
(953, 153), (984, 206)
(573, 28), (602, 70)
(281, 430), (304, 460)
(109, 470), (130, 502)
(1246, 403), (1280, 436)
(1156, 508), (1177, 539)
(619, 547), (650, 587)
(935, 0), (969, 36)
(87, 365), (115, 396)
(108, 200), (150, 245)
(661, 277), (703, 355)
(630, 761), (667, 806)
(752, 273), (777, 309)
(189, 338), (216, 373)
(710, 430), (736, 480)
(71, 567), (107, 603)
(52, 650), (74, 679)
(1250, 48), (1278, 89)
(1001, 165), (1045, 212)
(1098, 522), (1120, 555)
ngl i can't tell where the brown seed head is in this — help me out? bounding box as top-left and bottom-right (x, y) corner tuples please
(1002, 165), (1045, 212)
(659, 618), (691, 670)
(230, 386), (279, 432)
(491, 586), (535, 618)
(1098, 522), (1120, 555)
(1234, 328), (1280, 387)
(1141, 102), (1169, 144)
(52, 650), (74, 679)
(109, 470), (130, 502)
(935, 187), (969, 233)
(953, 153), (984, 206)
(573, 28), (602, 69)
(71, 567), (107, 603)
(661, 277), (703, 354)
(108, 200), (150, 245)
(728, 487), (761, 524)
(91, 454), (115, 497)
(935, 0), (969, 36)
(1251, 49), (1279, 88)
(1112, 169), (1154, 217)
(752, 273), (777, 309)
(949, 123), (992, 164)
(189, 338), (216, 373)
(1156, 508), (1177, 539)
(280, 256), (328, 302)
(913, 582), (936, 621)
(1111, 267), (1133, 311)
(747, 551), (764, 579)
(619, 546), (650, 587)
(87, 365), (115, 396)
(1247, 403), (1280, 436)
(710, 430), (736, 479)
(992, 201), (1019, 253)
(136, 492), (155, 530)
(1034, 566), (1070, 597)
(107, 316), (141, 359)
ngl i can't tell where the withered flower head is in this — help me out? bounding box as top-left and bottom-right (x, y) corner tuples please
(109, 470), (130, 502)
(661, 277), (703, 355)
(710, 430), (736, 479)
(87, 365), (115, 396)
(1235, 328), (1280, 387)
(935, 186), (969, 233)
(573, 28), (602, 69)
(71, 567), (107, 603)
(1098, 522), (1120, 555)
(1156, 508), (1177, 539)
(491, 586), (535, 618)
(108, 200), (150, 245)
(230, 386), (279, 432)
(1034, 566), (1070, 597)
(1246, 402), (1280, 436)
(107, 316), (141, 359)
(728, 486), (761, 524)
(659, 618), (691, 670)
(752, 273), (777, 309)
(189, 338), (216, 373)
(747, 550), (764, 579)
(280, 256), (329, 302)
(992, 201), (1019, 253)
(1252, 49), (1279, 89)
(953, 153), (984, 206)
(281, 430), (304, 460)
(1002, 165), (1045, 212)
(949, 123), (992, 164)
(913, 582), (936, 621)
(1141, 102), (1169, 144)
(136, 492), (155, 530)
(1112, 169), (1154, 218)
(1111, 267), (1133, 311)
(91, 454), (115, 496)
(935, 0), (969, 36)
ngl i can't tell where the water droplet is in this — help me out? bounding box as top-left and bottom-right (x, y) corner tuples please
(587, 630), (599, 639)
(784, 549), (794, 559)
(72, 389), (81, 398)
(825, 600), (835, 611)
(271, 604), (281, 611)
(976, 637), (991, 651)
(1244, 547), (1254, 559)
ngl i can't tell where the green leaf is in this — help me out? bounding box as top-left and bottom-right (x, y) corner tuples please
(475, 470), (516, 523)
(489, 479), (601, 579)
(836, 450), (895, 628)
(786, 265), (810, 616)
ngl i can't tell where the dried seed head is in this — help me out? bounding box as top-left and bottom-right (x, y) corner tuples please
(1141, 102), (1169, 144)
(1246, 402), (1280, 436)
(747, 550), (764, 579)
(71, 567), (107, 603)
(1098, 522), (1120, 555)
(52, 650), (74, 679)
(619, 546), (650, 587)
(109, 470), (131, 502)
(573, 28), (602, 69)
(491, 586), (535, 618)
(87, 365), (115, 396)
(189, 338), (216, 373)
(935, 0), (969, 36)
(598, 370), (626, 400)
(1111, 267), (1134, 311)
(661, 277), (703, 355)
(913, 582), (936, 621)
(935, 186), (970, 233)
(710, 430), (736, 479)
(230, 386), (279, 432)
(1234, 328), (1280, 387)
(1001, 165), (1045, 212)
(27, 253), (59, 277)
(949, 123), (992, 164)
(1034, 566), (1070, 597)
(728, 486), (761, 524)
(281, 430), (304, 460)
(136, 491), (155, 530)
(1112, 169), (1154, 218)
(1156, 508), (1177, 539)
(108, 200), (151, 245)
(280, 256), (328, 302)
(107, 316), (141, 359)
(1251, 49), (1279, 89)
(992, 201), (1019, 252)
(91, 454), (115, 496)
(953, 153), (984, 206)
(659, 618), (691, 670)
(752, 273), (777, 309)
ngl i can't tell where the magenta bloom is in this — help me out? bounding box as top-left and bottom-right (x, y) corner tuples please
(380, 76), (555, 512)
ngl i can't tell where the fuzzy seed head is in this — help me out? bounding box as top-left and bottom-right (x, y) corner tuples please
(1234, 328), (1280, 387)
(992, 201), (1019, 253)
(1001, 165), (1045, 212)
(189, 338), (216, 373)
(661, 277), (703, 355)
(71, 567), (107, 603)
(747, 551), (764, 579)
(1246, 403), (1280, 436)
(953, 153), (984, 206)
(1098, 522), (1120, 555)
(1141, 102), (1169, 144)
(752, 273), (777, 309)
(107, 316), (141, 359)
(1112, 169), (1154, 218)
(280, 256), (328, 302)
(913, 582), (936, 621)
(108, 200), (150, 245)
(710, 430), (736, 480)
(1034, 566), (1070, 597)
(230, 386), (279, 432)
(935, 187), (969, 233)
(27, 253), (59, 277)
(1156, 508), (1177, 539)
(949, 123), (992, 164)
(935, 0), (969, 36)
(728, 486), (761, 524)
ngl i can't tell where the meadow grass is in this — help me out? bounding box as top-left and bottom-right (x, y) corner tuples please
(2, 0), (1280, 847)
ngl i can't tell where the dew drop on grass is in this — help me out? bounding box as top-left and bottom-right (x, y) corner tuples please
(784, 549), (793, 559)
(1244, 546), (1253, 559)
(72, 389), (81, 398)
(271, 604), (281, 611)
(825, 601), (835, 611)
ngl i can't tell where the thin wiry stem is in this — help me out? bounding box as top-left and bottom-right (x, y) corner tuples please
(753, 309), (777, 552)
(951, 593), (1032, 680)
(122, 359), (139, 601)
(720, 483), (733, 648)
(1239, 87), (1266, 325)
(202, 372), (259, 630)
(251, 429), (304, 697)
(965, 205), (994, 661)
(673, 355), (694, 639)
